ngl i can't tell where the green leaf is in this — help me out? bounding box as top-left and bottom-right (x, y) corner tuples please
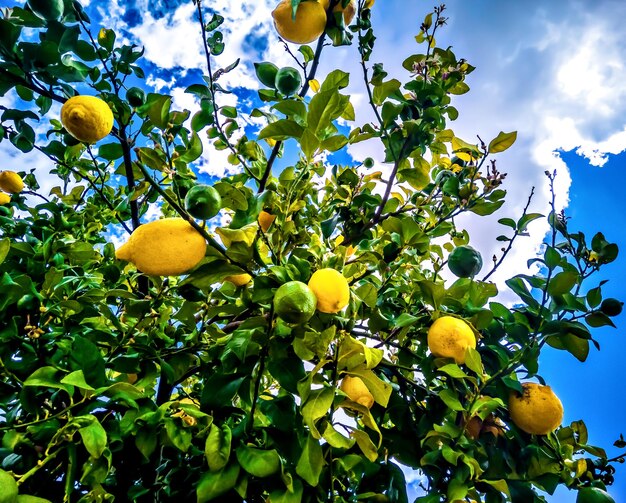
(585, 312), (616, 328)
(320, 69), (350, 91)
(548, 271), (578, 296)
(24, 367), (71, 393)
(60, 370), (95, 390)
(296, 434), (324, 487)
(205, 423), (232, 472)
(351, 429), (378, 462)
(372, 79), (401, 105)
(79, 420), (107, 458)
(438, 363), (469, 379)
(488, 131), (517, 153)
(299, 128), (319, 160)
(546, 334), (589, 362)
(517, 212), (544, 232)
(97, 142), (123, 161)
(257, 119), (304, 140)
(97, 28), (115, 51)
(179, 130), (203, 163)
(0, 238), (10, 265)
(137, 93), (171, 130)
(236, 446), (280, 478)
(544, 246), (561, 270)
(301, 387), (334, 439)
(197, 463), (240, 502)
(165, 417), (192, 452)
(438, 389), (464, 411)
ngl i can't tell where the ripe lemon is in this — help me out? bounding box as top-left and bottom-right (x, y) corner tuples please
(508, 382), (563, 435)
(0, 171), (24, 193)
(427, 316), (476, 364)
(308, 268), (350, 313)
(61, 95), (114, 143)
(273, 281), (317, 324)
(224, 273), (252, 287)
(184, 184), (222, 220)
(272, 1), (327, 45)
(115, 218), (206, 276)
(340, 375), (374, 408)
(258, 211), (276, 232)
(0, 193), (11, 205)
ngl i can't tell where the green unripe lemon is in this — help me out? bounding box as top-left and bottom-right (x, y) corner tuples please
(184, 185), (222, 220)
(17, 496), (54, 503)
(448, 245), (483, 278)
(275, 67), (302, 96)
(576, 487), (616, 503)
(27, 0), (64, 20)
(273, 281), (317, 324)
(600, 298), (623, 317)
(126, 87), (146, 107)
(0, 469), (18, 503)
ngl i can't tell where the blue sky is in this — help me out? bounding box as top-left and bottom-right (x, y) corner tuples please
(1, 0), (625, 500)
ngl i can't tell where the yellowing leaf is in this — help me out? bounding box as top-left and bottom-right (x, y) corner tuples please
(346, 367), (392, 407)
(309, 78), (320, 93)
(350, 429), (378, 462)
(215, 223), (258, 248)
(488, 131), (517, 153)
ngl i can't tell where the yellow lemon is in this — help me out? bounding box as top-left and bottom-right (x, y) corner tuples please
(0, 171), (24, 193)
(427, 316), (476, 364)
(115, 218), (206, 276)
(258, 211), (276, 232)
(61, 95), (114, 143)
(224, 273), (252, 287)
(508, 382), (563, 435)
(0, 193), (11, 205)
(340, 375), (374, 408)
(308, 268), (350, 313)
(272, 1), (327, 45)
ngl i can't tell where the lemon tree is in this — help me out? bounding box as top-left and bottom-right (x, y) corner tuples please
(0, 1), (623, 502)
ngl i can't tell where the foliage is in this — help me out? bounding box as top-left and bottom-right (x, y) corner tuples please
(0, 1), (623, 502)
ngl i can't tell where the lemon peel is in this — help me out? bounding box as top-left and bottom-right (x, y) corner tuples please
(308, 268), (350, 313)
(508, 382), (563, 435)
(272, 1), (327, 45)
(0, 193), (10, 205)
(258, 211), (276, 232)
(61, 95), (114, 143)
(115, 218), (206, 276)
(224, 273), (252, 287)
(427, 316), (476, 364)
(0, 171), (24, 194)
(340, 375), (374, 408)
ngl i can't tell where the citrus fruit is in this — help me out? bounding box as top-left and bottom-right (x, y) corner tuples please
(275, 67), (302, 96)
(224, 273), (252, 287)
(508, 382), (563, 435)
(0, 171), (24, 193)
(27, 0), (64, 20)
(258, 211), (276, 232)
(427, 316), (476, 364)
(0, 193), (11, 205)
(600, 298), (623, 317)
(184, 184), (222, 220)
(308, 268), (350, 313)
(272, 1), (327, 45)
(448, 245), (483, 278)
(115, 218), (206, 276)
(254, 62), (279, 88)
(17, 495), (54, 502)
(61, 95), (114, 143)
(576, 487), (616, 503)
(340, 375), (374, 408)
(126, 87), (146, 107)
(273, 281), (317, 324)
(0, 469), (18, 503)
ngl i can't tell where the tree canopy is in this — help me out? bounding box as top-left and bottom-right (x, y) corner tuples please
(0, 1), (623, 502)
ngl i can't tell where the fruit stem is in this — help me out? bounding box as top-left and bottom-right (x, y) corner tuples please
(481, 186), (535, 281)
(257, 25), (328, 193)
